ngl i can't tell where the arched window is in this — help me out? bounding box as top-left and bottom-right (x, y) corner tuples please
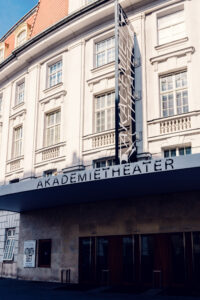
(0, 48), (4, 62)
(17, 30), (26, 47)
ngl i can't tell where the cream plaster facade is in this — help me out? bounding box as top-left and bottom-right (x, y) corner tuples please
(0, 0), (199, 281)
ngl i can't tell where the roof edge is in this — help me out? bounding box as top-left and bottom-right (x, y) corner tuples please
(0, 4), (38, 42)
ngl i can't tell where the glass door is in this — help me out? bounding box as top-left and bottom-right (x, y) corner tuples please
(96, 237), (109, 285)
(192, 232), (200, 284)
(79, 237), (95, 284)
(141, 235), (154, 284)
(170, 233), (185, 284)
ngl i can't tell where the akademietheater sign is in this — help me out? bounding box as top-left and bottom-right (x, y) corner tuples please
(0, 154), (199, 212)
(36, 157), (174, 189)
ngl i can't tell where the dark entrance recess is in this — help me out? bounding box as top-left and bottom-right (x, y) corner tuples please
(38, 239), (51, 268)
(141, 233), (185, 288)
(79, 232), (200, 288)
(79, 235), (135, 286)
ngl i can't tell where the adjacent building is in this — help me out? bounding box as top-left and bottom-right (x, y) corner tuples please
(0, 0), (200, 288)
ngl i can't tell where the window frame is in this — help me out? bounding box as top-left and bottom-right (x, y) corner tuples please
(157, 7), (186, 45)
(47, 60), (63, 89)
(15, 80), (25, 106)
(85, 0), (96, 4)
(163, 145), (191, 158)
(94, 91), (115, 133)
(44, 109), (61, 147)
(0, 48), (4, 62)
(16, 30), (27, 47)
(159, 70), (188, 118)
(43, 169), (57, 177)
(95, 36), (115, 68)
(3, 228), (16, 262)
(12, 125), (23, 159)
(38, 239), (51, 268)
(93, 157), (115, 168)
(0, 93), (3, 113)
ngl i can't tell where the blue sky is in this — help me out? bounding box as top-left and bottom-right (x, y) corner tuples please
(0, 0), (38, 38)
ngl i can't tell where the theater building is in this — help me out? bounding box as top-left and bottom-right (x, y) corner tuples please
(0, 0), (200, 289)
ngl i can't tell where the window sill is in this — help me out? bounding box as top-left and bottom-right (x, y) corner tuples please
(83, 128), (115, 139)
(12, 102), (25, 110)
(44, 82), (63, 94)
(2, 260), (15, 263)
(91, 61), (115, 73)
(155, 37), (189, 51)
(36, 141), (66, 154)
(147, 110), (198, 124)
(7, 156), (24, 164)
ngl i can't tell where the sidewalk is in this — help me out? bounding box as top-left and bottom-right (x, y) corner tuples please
(0, 278), (200, 300)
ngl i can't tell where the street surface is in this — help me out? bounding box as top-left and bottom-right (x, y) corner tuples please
(0, 279), (199, 300)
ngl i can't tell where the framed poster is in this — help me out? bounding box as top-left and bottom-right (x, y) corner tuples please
(23, 240), (36, 268)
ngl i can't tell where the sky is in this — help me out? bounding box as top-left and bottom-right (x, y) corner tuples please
(0, 0), (38, 38)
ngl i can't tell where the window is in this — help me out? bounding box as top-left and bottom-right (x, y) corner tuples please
(164, 146), (191, 158)
(17, 30), (26, 47)
(158, 10), (185, 45)
(0, 94), (2, 112)
(16, 81), (25, 105)
(160, 71), (188, 117)
(38, 239), (51, 268)
(9, 178), (20, 184)
(45, 110), (61, 147)
(95, 92), (115, 133)
(0, 49), (4, 62)
(95, 37), (115, 67)
(94, 158), (115, 168)
(43, 169), (57, 177)
(3, 228), (15, 261)
(13, 126), (23, 158)
(48, 60), (62, 88)
(85, 0), (96, 4)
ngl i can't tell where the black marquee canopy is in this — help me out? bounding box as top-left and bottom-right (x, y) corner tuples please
(0, 154), (199, 212)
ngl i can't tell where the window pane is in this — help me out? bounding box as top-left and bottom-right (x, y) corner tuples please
(164, 150), (169, 158)
(48, 61), (62, 87)
(179, 148), (184, 156)
(96, 37), (115, 67)
(170, 149), (176, 157)
(17, 30), (26, 46)
(158, 10), (185, 44)
(45, 111), (61, 146)
(186, 147), (191, 155)
(161, 71), (188, 117)
(95, 92), (115, 132)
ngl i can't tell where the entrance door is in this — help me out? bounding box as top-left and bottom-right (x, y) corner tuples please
(79, 237), (95, 284)
(192, 232), (200, 285)
(140, 233), (185, 288)
(96, 236), (134, 285)
(79, 235), (135, 286)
